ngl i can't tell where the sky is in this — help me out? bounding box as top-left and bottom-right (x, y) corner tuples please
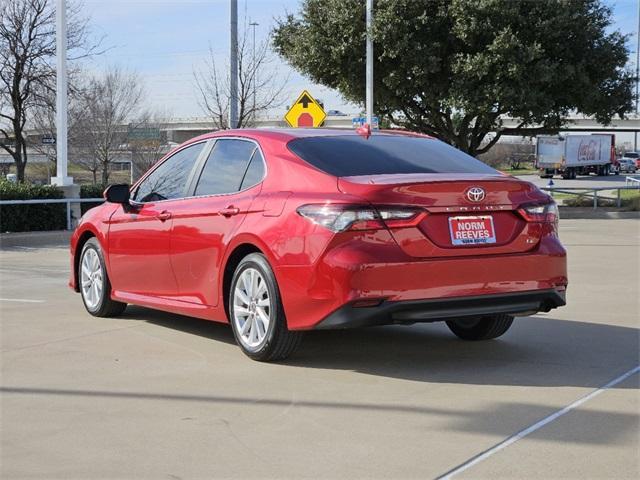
(81, 0), (640, 120)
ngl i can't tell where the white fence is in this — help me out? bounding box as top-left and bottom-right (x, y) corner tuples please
(541, 186), (640, 209)
(625, 175), (640, 187)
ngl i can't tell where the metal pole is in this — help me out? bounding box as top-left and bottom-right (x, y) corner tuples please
(249, 22), (259, 121)
(53, 0), (71, 186)
(633, 0), (640, 152)
(66, 200), (71, 230)
(365, 0), (374, 126)
(229, 0), (238, 129)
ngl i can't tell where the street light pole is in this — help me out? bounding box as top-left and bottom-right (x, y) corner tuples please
(633, 1), (640, 152)
(250, 21), (259, 121)
(52, 0), (72, 186)
(229, 0), (238, 129)
(365, 0), (374, 127)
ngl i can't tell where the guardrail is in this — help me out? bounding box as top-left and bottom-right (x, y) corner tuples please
(0, 198), (104, 230)
(541, 186), (640, 209)
(625, 175), (640, 187)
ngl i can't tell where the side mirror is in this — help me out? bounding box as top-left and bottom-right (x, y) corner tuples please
(104, 184), (131, 204)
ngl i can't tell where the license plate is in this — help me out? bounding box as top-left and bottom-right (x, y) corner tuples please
(448, 216), (497, 246)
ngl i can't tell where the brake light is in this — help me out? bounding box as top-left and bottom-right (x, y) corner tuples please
(518, 202), (559, 233)
(297, 204), (423, 232)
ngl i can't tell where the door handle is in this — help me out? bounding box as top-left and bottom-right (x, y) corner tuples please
(219, 206), (240, 217)
(157, 210), (172, 221)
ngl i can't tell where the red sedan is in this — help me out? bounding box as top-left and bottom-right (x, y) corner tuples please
(70, 129), (567, 361)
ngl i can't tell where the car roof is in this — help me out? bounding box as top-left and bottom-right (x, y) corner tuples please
(184, 128), (433, 145)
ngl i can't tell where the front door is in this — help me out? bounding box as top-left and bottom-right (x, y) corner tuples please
(106, 141), (208, 298)
(108, 201), (177, 297)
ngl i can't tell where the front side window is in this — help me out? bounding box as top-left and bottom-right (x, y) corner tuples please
(194, 139), (258, 196)
(134, 142), (205, 202)
(287, 135), (498, 177)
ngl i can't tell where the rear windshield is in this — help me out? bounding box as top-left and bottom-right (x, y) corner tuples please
(287, 135), (498, 177)
(624, 152), (639, 158)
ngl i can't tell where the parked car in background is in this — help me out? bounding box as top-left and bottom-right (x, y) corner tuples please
(70, 129), (568, 361)
(622, 151), (640, 169)
(618, 158), (637, 173)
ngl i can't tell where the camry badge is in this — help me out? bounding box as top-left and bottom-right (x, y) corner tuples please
(466, 187), (486, 203)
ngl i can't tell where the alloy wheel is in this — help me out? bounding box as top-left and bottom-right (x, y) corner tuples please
(233, 267), (271, 348)
(80, 248), (103, 310)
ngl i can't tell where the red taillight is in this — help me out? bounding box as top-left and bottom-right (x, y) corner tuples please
(297, 204), (424, 232)
(518, 201), (559, 233)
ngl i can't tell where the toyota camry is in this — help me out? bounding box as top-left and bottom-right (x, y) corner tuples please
(70, 128), (567, 361)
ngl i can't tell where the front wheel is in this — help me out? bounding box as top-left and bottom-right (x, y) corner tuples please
(446, 314), (514, 341)
(79, 238), (127, 317)
(229, 253), (302, 361)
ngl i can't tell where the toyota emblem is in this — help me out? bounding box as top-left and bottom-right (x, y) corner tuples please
(466, 187), (486, 203)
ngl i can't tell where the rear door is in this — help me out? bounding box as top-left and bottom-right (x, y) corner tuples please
(168, 138), (266, 307)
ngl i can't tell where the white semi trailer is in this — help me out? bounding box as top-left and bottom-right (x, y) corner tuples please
(536, 134), (616, 179)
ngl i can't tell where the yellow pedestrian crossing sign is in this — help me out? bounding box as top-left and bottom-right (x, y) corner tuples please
(284, 90), (326, 128)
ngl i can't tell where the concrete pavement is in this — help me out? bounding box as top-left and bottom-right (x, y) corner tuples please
(1, 219), (638, 479)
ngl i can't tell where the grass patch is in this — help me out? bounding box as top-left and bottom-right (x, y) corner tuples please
(558, 189), (640, 210)
(500, 167), (538, 176)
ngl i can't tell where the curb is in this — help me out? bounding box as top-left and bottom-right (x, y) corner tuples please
(0, 230), (71, 249)
(558, 207), (640, 220)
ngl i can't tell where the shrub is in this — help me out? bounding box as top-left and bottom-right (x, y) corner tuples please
(80, 184), (106, 215)
(0, 180), (66, 232)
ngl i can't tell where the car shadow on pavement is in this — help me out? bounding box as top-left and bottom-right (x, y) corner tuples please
(118, 305), (237, 345)
(118, 307), (638, 390)
(288, 316), (639, 388)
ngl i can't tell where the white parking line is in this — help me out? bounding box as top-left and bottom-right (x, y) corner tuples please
(438, 364), (640, 479)
(0, 298), (45, 303)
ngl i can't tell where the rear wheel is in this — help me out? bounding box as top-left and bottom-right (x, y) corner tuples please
(229, 253), (302, 361)
(79, 238), (127, 317)
(446, 314), (514, 341)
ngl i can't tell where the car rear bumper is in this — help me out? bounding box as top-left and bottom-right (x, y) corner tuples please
(276, 233), (567, 330)
(314, 289), (566, 329)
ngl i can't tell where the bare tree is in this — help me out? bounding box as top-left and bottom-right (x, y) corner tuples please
(29, 69), (85, 178)
(0, 0), (98, 182)
(73, 67), (145, 185)
(194, 26), (288, 129)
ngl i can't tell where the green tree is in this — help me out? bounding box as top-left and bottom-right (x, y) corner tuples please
(273, 0), (634, 155)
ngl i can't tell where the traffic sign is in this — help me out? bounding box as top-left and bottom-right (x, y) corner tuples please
(352, 116), (379, 129)
(41, 136), (56, 145)
(284, 90), (326, 128)
(128, 126), (161, 140)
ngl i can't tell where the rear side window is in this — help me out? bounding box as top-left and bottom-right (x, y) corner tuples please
(240, 149), (266, 190)
(195, 139), (257, 196)
(134, 142), (205, 202)
(287, 135), (498, 176)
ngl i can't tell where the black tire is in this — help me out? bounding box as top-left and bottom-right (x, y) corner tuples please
(446, 314), (514, 341)
(228, 253), (302, 362)
(79, 238), (127, 317)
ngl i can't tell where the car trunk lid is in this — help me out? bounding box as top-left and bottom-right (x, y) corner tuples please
(338, 173), (550, 258)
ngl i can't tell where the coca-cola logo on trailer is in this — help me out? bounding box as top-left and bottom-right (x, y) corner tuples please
(577, 140), (599, 162)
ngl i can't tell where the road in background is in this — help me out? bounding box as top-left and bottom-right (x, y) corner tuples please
(1, 220), (638, 479)
(516, 173), (635, 189)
